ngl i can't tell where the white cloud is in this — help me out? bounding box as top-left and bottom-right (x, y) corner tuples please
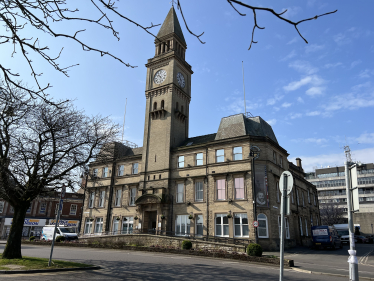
(334, 33), (351, 45)
(306, 86), (326, 97)
(305, 44), (325, 54)
(297, 97), (304, 103)
(267, 119), (277, 126)
(323, 92), (374, 112)
(351, 81), (371, 92)
(324, 62), (342, 69)
(297, 147), (374, 172)
(267, 94), (284, 106)
(358, 69), (374, 79)
(306, 111), (321, 116)
(289, 113), (302, 119)
(283, 75), (325, 92)
(351, 60), (362, 68)
(357, 133), (374, 144)
(289, 60), (318, 74)
(221, 95), (261, 114)
(281, 102), (292, 108)
(292, 138), (328, 144)
(279, 50), (297, 62)
(287, 37), (298, 45)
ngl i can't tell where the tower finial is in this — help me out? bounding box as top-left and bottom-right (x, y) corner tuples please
(170, 0), (176, 7)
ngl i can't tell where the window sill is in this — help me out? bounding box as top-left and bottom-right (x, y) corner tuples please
(194, 200), (205, 203)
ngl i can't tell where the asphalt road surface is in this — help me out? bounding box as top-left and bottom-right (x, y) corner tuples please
(0, 243), (360, 280)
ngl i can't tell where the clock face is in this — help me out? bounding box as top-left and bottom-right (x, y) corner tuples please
(154, 69), (167, 84)
(177, 72), (185, 88)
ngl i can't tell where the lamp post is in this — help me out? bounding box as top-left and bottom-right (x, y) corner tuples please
(250, 146), (260, 244)
(79, 166), (89, 235)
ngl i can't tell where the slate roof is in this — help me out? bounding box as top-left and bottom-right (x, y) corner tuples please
(157, 6), (186, 45)
(180, 133), (217, 146)
(123, 146), (143, 156)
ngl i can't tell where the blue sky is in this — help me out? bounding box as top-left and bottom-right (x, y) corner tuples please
(2, 0), (374, 172)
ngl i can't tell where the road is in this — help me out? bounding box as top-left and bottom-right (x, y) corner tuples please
(0, 243), (357, 280)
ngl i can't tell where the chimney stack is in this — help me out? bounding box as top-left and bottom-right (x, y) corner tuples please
(296, 158), (302, 168)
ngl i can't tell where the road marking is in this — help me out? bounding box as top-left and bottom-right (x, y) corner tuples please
(221, 262), (238, 264)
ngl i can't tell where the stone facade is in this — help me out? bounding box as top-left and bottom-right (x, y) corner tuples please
(80, 7), (320, 251)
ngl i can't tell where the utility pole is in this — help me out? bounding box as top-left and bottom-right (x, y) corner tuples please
(344, 145), (359, 281)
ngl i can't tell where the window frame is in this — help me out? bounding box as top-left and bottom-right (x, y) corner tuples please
(196, 153), (203, 166)
(175, 215), (190, 236)
(234, 213), (249, 237)
(216, 149), (224, 163)
(178, 156), (185, 168)
(305, 218), (309, 236)
(70, 204), (77, 215)
(257, 213), (269, 238)
(280, 156), (283, 168)
(216, 179), (226, 201)
(103, 167), (109, 178)
(118, 165), (124, 176)
(176, 183), (184, 203)
(234, 177), (245, 200)
(89, 191), (95, 208)
(195, 214), (204, 236)
(115, 189), (122, 207)
(302, 191), (305, 206)
(39, 202), (46, 214)
(273, 151), (277, 164)
(122, 217), (134, 234)
(84, 218), (93, 234)
(296, 189), (300, 205)
(129, 187), (137, 206)
(95, 217), (103, 234)
(307, 189), (311, 204)
(99, 190), (105, 207)
(233, 146), (243, 161)
(195, 181), (204, 202)
(215, 214), (229, 237)
(299, 217), (303, 236)
(132, 163), (139, 174)
(26, 203), (32, 214)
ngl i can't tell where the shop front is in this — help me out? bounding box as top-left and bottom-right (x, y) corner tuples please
(3, 218), (46, 238)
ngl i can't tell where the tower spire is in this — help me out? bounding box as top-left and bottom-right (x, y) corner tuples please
(157, 6), (186, 46)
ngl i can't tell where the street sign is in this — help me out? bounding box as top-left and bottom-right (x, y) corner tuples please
(350, 165), (359, 212)
(279, 171), (294, 195)
(253, 221), (259, 228)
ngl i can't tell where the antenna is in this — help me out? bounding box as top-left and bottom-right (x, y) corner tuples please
(121, 98), (127, 142)
(242, 61), (253, 118)
(344, 145), (352, 163)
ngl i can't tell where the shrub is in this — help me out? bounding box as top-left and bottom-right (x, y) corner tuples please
(29, 236), (36, 241)
(247, 243), (262, 257)
(182, 240), (192, 250)
(56, 236), (66, 242)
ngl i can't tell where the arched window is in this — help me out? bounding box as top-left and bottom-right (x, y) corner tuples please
(176, 102), (179, 110)
(153, 102), (157, 110)
(257, 213), (268, 238)
(161, 100), (164, 109)
(181, 105), (184, 114)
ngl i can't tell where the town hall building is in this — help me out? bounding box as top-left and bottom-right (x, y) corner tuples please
(81, 7), (320, 250)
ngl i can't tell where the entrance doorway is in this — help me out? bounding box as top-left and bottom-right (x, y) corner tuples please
(143, 211), (157, 233)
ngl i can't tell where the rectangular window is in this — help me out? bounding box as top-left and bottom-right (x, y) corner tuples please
(95, 217), (103, 234)
(132, 163), (138, 174)
(278, 216), (290, 239)
(99, 190), (105, 207)
(276, 182), (280, 202)
(305, 218), (309, 236)
(26, 203), (32, 214)
(122, 217), (134, 234)
(273, 151), (277, 163)
(216, 179), (226, 200)
(307, 190), (310, 203)
(299, 217), (303, 236)
(103, 167), (109, 178)
(118, 165), (124, 176)
(175, 215), (190, 236)
(89, 192), (95, 208)
(196, 153), (203, 166)
(233, 147), (242, 160)
(39, 202), (46, 214)
(280, 157), (283, 168)
(130, 187), (137, 206)
(216, 149), (224, 163)
(195, 181), (203, 202)
(314, 193), (317, 205)
(178, 156), (184, 168)
(234, 177), (245, 200)
(196, 215), (203, 236)
(234, 213), (249, 237)
(215, 214), (229, 237)
(70, 204), (77, 215)
(115, 189), (122, 207)
(291, 190), (294, 204)
(177, 183), (184, 203)
(0, 201), (4, 213)
(84, 218), (92, 234)
(302, 191), (305, 206)
(113, 218), (120, 235)
(93, 168), (98, 177)
(296, 189), (300, 205)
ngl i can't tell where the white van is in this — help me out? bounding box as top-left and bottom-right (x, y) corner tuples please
(41, 225), (78, 241)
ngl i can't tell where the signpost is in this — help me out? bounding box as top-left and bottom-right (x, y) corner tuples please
(253, 221), (259, 228)
(279, 171), (293, 281)
(48, 186), (65, 266)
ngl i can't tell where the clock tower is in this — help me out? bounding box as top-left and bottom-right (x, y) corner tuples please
(140, 7), (193, 187)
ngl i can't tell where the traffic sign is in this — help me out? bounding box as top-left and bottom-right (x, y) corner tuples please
(61, 186), (66, 199)
(59, 199), (63, 211)
(253, 221), (259, 228)
(279, 171), (294, 195)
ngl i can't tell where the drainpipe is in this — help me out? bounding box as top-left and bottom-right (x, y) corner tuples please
(252, 156), (258, 244)
(106, 161), (117, 233)
(206, 146), (209, 237)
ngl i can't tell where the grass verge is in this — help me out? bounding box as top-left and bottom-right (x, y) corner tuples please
(0, 254), (92, 271)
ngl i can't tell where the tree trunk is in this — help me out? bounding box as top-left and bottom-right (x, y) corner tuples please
(2, 204), (28, 259)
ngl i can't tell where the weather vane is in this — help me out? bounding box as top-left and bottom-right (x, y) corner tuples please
(170, 0), (177, 6)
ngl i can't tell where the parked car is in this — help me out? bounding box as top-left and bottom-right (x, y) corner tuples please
(312, 225), (343, 250)
(366, 235), (374, 244)
(356, 235), (369, 243)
